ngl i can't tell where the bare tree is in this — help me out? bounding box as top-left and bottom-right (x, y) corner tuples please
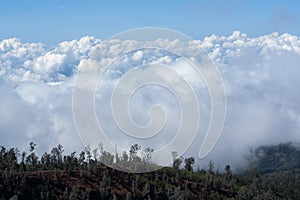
(142, 147), (153, 163)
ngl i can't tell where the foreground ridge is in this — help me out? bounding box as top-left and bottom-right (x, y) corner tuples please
(0, 142), (299, 199)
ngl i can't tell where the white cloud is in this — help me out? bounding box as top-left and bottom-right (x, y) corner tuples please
(33, 53), (67, 73)
(0, 32), (300, 168)
(132, 50), (143, 61)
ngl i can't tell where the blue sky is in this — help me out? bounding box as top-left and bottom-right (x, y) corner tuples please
(1, 0), (299, 44)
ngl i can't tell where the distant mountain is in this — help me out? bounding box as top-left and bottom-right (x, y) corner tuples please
(246, 142), (300, 175)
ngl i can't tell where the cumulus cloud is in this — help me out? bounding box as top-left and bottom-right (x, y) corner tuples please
(132, 50), (143, 61)
(0, 32), (300, 168)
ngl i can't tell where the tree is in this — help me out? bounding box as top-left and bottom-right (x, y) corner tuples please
(142, 147), (153, 163)
(20, 151), (26, 172)
(79, 151), (85, 166)
(0, 146), (6, 169)
(171, 151), (183, 171)
(129, 144), (141, 161)
(208, 160), (214, 174)
(85, 146), (91, 166)
(50, 144), (64, 168)
(6, 148), (19, 172)
(225, 164), (232, 180)
(173, 157), (183, 171)
(64, 151), (77, 172)
(100, 151), (114, 166)
(41, 152), (51, 169)
(122, 151), (128, 162)
(142, 182), (150, 198)
(92, 148), (98, 162)
(171, 151), (178, 162)
(184, 157), (195, 172)
(26, 142), (38, 167)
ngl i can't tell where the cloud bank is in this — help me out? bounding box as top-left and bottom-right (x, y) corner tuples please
(1, 32), (300, 168)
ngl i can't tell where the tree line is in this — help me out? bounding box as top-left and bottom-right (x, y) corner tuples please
(0, 142), (299, 199)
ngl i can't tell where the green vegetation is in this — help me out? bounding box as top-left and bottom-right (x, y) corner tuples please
(0, 142), (299, 199)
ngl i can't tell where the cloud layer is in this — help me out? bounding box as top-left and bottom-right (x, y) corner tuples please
(1, 32), (300, 168)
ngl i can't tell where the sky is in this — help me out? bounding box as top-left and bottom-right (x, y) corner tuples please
(1, 0), (300, 170)
(1, 0), (300, 44)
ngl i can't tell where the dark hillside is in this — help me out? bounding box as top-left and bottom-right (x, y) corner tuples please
(0, 143), (299, 199)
